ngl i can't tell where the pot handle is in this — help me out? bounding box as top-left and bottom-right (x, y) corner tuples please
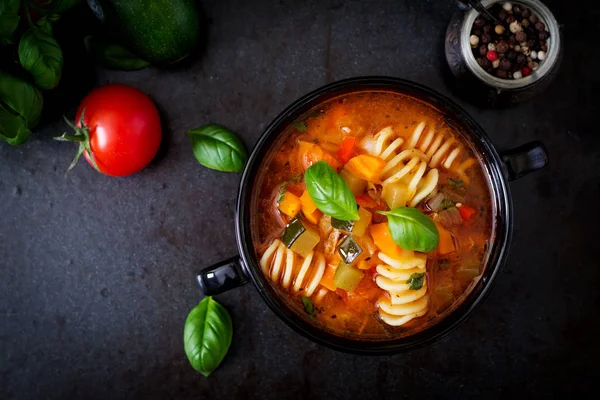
(500, 141), (548, 181)
(196, 256), (248, 296)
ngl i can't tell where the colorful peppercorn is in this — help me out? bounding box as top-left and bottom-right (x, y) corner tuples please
(486, 50), (498, 61)
(521, 66), (532, 76)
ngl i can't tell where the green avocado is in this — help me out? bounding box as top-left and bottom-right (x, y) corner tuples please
(87, 0), (203, 65)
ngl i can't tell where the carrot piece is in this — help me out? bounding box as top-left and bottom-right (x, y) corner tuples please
(343, 155), (386, 182)
(457, 204), (477, 221)
(278, 191), (302, 218)
(370, 223), (404, 258)
(337, 136), (356, 164)
(299, 141), (341, 171)
(300, 190), (317, 214)
(435, 222), (455, 255)
(355, 194), (379, 209)
(303, 208), (322, 225)
(320, 263), (338, 291)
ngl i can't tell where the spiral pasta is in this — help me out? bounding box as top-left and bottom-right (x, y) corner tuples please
(259, 239), (326, 297)
(405, 122), (477, 183)
(375, 250), (429, 326)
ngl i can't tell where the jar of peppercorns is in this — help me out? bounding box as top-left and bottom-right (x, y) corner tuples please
(445, 0), (562, 105)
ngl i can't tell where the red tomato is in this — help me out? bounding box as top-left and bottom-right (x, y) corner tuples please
(75, 84), (162, 176)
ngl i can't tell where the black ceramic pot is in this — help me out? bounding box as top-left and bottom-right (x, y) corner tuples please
(196, 77), (547, 354)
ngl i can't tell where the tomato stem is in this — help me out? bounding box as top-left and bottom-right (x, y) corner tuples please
(54, 111), (100, 174)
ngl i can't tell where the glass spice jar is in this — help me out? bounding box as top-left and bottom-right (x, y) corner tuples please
(445, 0), (563, 106)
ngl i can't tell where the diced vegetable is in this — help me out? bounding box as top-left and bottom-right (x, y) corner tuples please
(440, 199), (455, 210)
(337, 235), (363, 265)
(447, 178), (464, 188)
(352, 207), (372, 237)
(333, 261), (364, 292)
(332, 217), (354, 232)
(442, 186), (466, 203)
(382, 181), (413, 209)
(339, 168), (367, 196)
(300, 190), (322, 223)
(343, 155), (386, 182)
(438, 206), (463, 228)
(278, 191), (302, 218)
(457, 204), (477, 221)
(355, 194), (379, 208)
(301, 295), (316, 317)
(337, 136), (356, 164)
(303, 208), (322, 225)
(281, 217), (320, 258)
(300, 190), (318, 215)
(435, 222), (456, 255)
(320, 263), (338, 291)
(426, 192), (445, 212)
(370, 223), (403, 258)
(457, 264), (480, 284)
(299, 141), (341, 171)
(357, 260), (371, 270)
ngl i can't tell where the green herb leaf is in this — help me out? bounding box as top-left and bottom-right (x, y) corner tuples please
(440, 199), (455, 210)
(292, 120), (308, 132)
(0, 106), (31, 145)
(47, 0), (81, 14)
(183, 297), (233, 377)
(301, 295), (316, 317)
(406, 272), (426, 290)
(378, 207), (439, 252)
(277, 185), (286, 203)
(0, 70), (44, 130)
(305, 161), (359, 221)
(447, 178), (464, 188)
(18, 27), (63, 89)
(187, 124), (248, 172)
(0, 0), (20, 46)
(84, 36), (150, 71)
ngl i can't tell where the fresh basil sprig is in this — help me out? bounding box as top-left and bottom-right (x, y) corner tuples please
(0, 0), (20, 46)
(0, 70), (43, 145)
(184, 296), (233, 377)
(18, 26), (63, 89)
(187, 124), (248, 172)
(85, 36), (149, 71)
(378, 207), (439, 252)
(305, 161), (359, 221)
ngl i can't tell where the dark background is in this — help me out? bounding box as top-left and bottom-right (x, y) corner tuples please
(1, 0), (599, 399)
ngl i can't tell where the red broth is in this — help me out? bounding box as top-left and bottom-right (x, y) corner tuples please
(251, 91), (493, 339)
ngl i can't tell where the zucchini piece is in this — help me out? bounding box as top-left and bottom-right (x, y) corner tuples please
(337, 235), (363, 265)
(333, 261), (364, 292)
(382, 181), (413, 209)
(281, 217), (320, 258)
(331, 217), (354, 232)
(339, 167), (367, 196)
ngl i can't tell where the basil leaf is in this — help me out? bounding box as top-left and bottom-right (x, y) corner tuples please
(0, 106), (31, 145)
(35, 16), (55, 35)
(305, 161), (359, 221)
(84, 36), (149, 71)
(293, 120), (308, 132)
(301, 295), (316, 317)
(0, 0), (20, 46)
(19, 27), (63, 89)
(0, 70), (44, 128)
(48, 0), (81, 13)
(447, 178), (464, 188)
(187, 124), (248, 172)
(378, 207), (439, 252)
(184, 296), (233, 377)
(406, 272), (426, 290)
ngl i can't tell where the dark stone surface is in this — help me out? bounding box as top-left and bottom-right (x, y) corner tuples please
(1, 0), (599, 399)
